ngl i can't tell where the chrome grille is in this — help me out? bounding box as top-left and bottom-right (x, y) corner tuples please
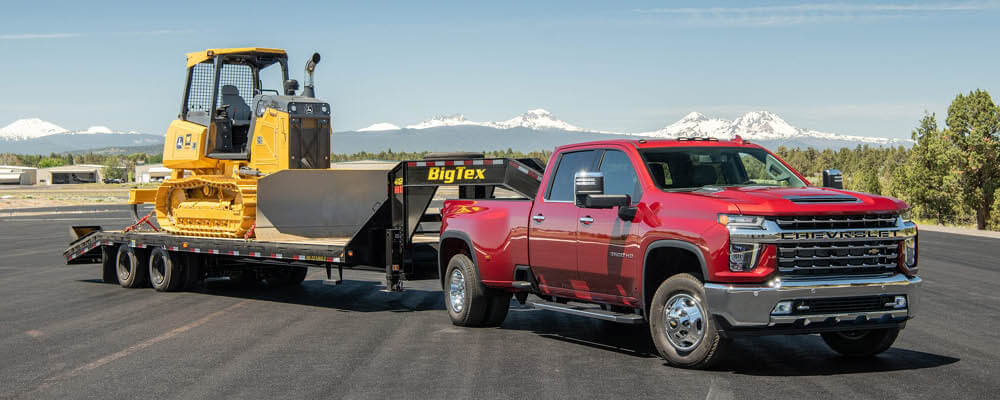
(772, 214), (898, 230)
(777, 239), (899, 276)
(773, 214), (901, 276)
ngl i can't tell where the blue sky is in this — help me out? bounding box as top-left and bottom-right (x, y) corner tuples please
(1, 0), (997, 139)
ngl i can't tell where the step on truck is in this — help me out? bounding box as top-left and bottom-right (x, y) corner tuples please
(437, 136), (920, 368)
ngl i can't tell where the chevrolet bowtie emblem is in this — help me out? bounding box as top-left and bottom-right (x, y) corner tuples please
(868, 248), (881, 255)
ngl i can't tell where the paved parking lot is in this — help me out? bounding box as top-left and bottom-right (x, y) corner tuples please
(0, 207), (996, 399)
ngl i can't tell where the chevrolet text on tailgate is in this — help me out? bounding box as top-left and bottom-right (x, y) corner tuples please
(439, 136), (919, 369)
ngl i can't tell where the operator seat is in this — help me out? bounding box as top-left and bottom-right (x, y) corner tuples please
(220, 85), (252, 153)
(220, 85), (252, 125)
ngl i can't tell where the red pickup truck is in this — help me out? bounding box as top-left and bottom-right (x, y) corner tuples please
(438, 137), (920, 368)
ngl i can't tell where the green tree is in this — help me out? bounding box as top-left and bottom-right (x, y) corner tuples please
(943, 90), (1000, 229)
(899, 113), (956, 224)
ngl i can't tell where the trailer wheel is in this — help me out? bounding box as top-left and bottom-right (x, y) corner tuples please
(101, 245), (118, 284)
(481, 290), (512, 327)
(648, 273), (725, 369)
(821, 328), (899, 357)
(148, 248), (184, 292)
(116, 245), (149, 289)
(444, 254), (490, 327)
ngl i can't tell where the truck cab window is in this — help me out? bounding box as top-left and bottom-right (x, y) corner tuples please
(598, 150), (641, 202)
(546, 150), (598, 201)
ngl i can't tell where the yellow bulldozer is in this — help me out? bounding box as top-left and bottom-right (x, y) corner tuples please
(129, 48), (331, 238)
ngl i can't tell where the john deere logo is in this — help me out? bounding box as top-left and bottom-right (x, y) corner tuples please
(427, 167), (486, 184)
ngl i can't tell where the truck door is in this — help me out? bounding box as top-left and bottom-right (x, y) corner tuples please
(528, 149), (598, 292)
(577, 149), (641, 300)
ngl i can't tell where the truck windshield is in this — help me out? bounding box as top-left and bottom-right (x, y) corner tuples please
(641, 147), (805, 191)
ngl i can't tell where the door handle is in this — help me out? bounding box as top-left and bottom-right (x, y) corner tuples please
(532, 214), (545, 223)
(579, 216), (594, 225)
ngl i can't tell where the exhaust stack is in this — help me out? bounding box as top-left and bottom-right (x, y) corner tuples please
(302, 52), (321, 98)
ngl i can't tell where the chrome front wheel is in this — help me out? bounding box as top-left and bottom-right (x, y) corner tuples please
(449, 268), (466, 313)
(664, 293), (706, 352)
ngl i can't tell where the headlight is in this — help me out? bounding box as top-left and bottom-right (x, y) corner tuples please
(902, 236), (917, 272)
(729, 242), (762, 272)
(719, 214), (765, 229)
(899, 208), (913, 223)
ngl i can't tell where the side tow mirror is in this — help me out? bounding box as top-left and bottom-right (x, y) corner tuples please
(574, 171), (605, 207)
(574, 172), (636, 220)
(283, 79), (300, 96)
(822, 169), (843, 189)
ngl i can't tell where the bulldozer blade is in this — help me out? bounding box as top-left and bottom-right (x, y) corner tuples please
(255, 167), (394, 242)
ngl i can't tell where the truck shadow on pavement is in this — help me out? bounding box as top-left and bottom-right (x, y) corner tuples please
(502, 305), (959, 375)
(200, 279), (447, 313)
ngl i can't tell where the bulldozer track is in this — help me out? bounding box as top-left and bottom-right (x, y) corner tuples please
(154, 177), (258, 238)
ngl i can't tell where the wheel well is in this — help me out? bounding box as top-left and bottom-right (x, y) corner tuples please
(438, 237), (472, 285)
(643, 246), (704, 313)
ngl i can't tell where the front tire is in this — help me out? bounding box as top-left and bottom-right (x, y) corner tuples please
(648, 273), (724, 369)
(444, 254), (491, 327)
(101, 246), (118, 284)
(821, 328), (899, 357)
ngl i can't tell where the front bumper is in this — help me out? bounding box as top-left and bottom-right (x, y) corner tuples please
(704, 274), (921, 330)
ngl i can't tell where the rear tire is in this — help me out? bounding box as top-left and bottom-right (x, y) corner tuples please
(444, 254), (490, 327)
(821, 328), (899, 357)
(148, 247), (184, 292)
(101, 246), (118, 284)
(648, 273), (724, 369)
(116, 245), (149, 289)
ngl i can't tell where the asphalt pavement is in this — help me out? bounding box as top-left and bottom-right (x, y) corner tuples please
(0, 206), (996, 399)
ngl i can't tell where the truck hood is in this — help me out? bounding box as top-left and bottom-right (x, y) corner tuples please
(683, 186), (907, 216)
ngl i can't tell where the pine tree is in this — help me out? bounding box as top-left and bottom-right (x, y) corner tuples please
(943, 90), (1000, 229)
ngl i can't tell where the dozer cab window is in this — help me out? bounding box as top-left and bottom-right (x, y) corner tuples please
(184, 62), (216, 126)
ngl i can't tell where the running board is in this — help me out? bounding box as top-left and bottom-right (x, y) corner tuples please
(529, 300), (645, 324)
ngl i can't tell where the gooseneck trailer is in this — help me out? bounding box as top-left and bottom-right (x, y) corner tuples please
(65, 156), (544, 292)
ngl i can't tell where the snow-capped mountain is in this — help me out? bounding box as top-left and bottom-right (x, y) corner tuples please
(0, 118), (144, 140)
(405, 114), (486, 130)
(639, 110), (909, 145)
(0, 118), (162, 154)
(0, 118), (70, 140)
(358, 122), (402, 132)
(493, 109), (582, 131)
(401, 109), (584, 131)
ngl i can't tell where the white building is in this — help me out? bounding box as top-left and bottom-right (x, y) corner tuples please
(0, 165), (37, 185)
(38, 164), (104, 185)
(135, 164), (172, 183)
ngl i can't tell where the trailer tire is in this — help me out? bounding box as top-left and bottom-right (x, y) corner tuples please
(821, 328), (899, 357)
(116, 245), (148, 289)
(287, 267), (308, 285)
(444, 254), (490, 327)
(481, 290), (512, 327)
(101, 245), (118, 284)
(148, 248), (184, 292)
(648, 273), (724, 369)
